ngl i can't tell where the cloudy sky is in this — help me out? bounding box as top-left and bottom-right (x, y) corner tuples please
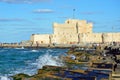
(0, 0), (120, 42)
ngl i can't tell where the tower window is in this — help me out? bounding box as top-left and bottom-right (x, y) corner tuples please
(67, 21), (69, 24)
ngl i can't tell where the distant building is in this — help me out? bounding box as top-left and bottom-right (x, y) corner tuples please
(30, 19), (120, 44)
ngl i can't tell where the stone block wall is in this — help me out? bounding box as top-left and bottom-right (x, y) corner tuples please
(30, 34), (50, 44)
(30, 19), (120, 45)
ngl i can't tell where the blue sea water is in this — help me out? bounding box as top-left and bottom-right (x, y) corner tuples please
(0, 48), (68, 80)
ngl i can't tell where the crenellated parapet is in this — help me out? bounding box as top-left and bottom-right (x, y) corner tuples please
(53, 19), (93, 34)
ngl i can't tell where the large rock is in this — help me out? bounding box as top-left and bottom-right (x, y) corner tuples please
(12, 73), (30, 80)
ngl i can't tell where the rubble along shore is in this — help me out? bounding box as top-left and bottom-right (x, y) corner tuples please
(0, 43), (78, 49)
(0, 42), (109, 49)
(11, 44), (120, 80)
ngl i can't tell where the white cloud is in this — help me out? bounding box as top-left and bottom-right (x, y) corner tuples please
(33, 9), (54, 13)
(57, 16), (69, 19)
(80, 11), (103, 15)
(0, 0), (51, 4)
(0, 18), (25, 22)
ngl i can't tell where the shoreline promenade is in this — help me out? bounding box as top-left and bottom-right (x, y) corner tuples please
(0, 43), (77, 48)
(0, 42), (119, 49)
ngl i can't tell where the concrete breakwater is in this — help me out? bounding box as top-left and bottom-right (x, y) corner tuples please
(0, 40), (120, 49)
(0, 42), (114, 49)
(0, 43), (93, 49)
(0, 43), (74, 48)
(11, 44), (120, 80)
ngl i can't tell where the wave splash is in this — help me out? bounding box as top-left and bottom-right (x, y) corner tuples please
(0, 76), (12, 80)
(35, 53), (64, 69)
(0, 49), (66, 80)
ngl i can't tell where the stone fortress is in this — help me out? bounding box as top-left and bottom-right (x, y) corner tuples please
(30, 19), (120, 45)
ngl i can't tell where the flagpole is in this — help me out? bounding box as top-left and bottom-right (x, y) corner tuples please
(112, 26), (114, 45)
(73, 9), (75, 19)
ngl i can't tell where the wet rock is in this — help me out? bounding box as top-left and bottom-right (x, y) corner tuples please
(12, 73), (30, 80)
(42, 65), (67, 71)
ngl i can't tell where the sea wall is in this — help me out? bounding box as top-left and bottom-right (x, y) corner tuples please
(102, 33), (120, 43)
(79, 33), (103, 43)
(51, 34), (79, 44)
(30, 34), (50, 44)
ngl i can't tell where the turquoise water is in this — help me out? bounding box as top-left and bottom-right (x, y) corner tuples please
(0, 48), (68, 80)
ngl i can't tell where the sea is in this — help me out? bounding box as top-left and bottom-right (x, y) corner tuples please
(0, 48), (68, 80)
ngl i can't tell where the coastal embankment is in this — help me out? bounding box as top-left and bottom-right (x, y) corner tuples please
(0, 43), (86, 48)
(10, 44), (120, 80)
(0, 42), (120, 80)
(0, 42), (111, 49)
(0, 43), (76, 48)
(0, 48), (67, 80)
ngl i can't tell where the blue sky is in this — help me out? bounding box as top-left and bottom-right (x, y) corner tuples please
(0, 0), (120, 42)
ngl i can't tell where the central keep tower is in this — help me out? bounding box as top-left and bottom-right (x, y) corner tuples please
(53, 19), (93, 35)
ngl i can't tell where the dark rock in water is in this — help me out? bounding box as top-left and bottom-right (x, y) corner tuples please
(12, 73), (30, 80)
(91, 63), (113, 69)
(11, 46), (120, 80)
(42, 65), (67, 71)
(11, 65), (68, 80)
(103, 45), (120, 64)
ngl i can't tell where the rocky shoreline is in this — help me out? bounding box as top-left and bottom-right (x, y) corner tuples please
(10, 44), (120, 80)
(0, 41), (111, 49)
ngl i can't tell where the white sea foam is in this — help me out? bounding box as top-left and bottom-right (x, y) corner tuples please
(35, 53), (64, 69)
(0, 76), (12, 80)
(15, 47), (24, 49)
(10, 49), (62, 76)
(11, 50), (64, 76)
(46, 49), (53, 53)
(12, 68), (36, 76)
(31, 50), (39, 52)
(22, 49), (39, 53)
(0, 49), (65, 79)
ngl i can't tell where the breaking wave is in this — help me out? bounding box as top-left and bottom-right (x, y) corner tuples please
(31, 49), (39, 52)
(0, 48), (67, 80)
(0, 76), (12, 80)
(33, 53), (64, 69)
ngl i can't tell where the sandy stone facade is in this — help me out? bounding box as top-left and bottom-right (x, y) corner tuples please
(31, 34), (50, 44)
(30, 19), (120, 44)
